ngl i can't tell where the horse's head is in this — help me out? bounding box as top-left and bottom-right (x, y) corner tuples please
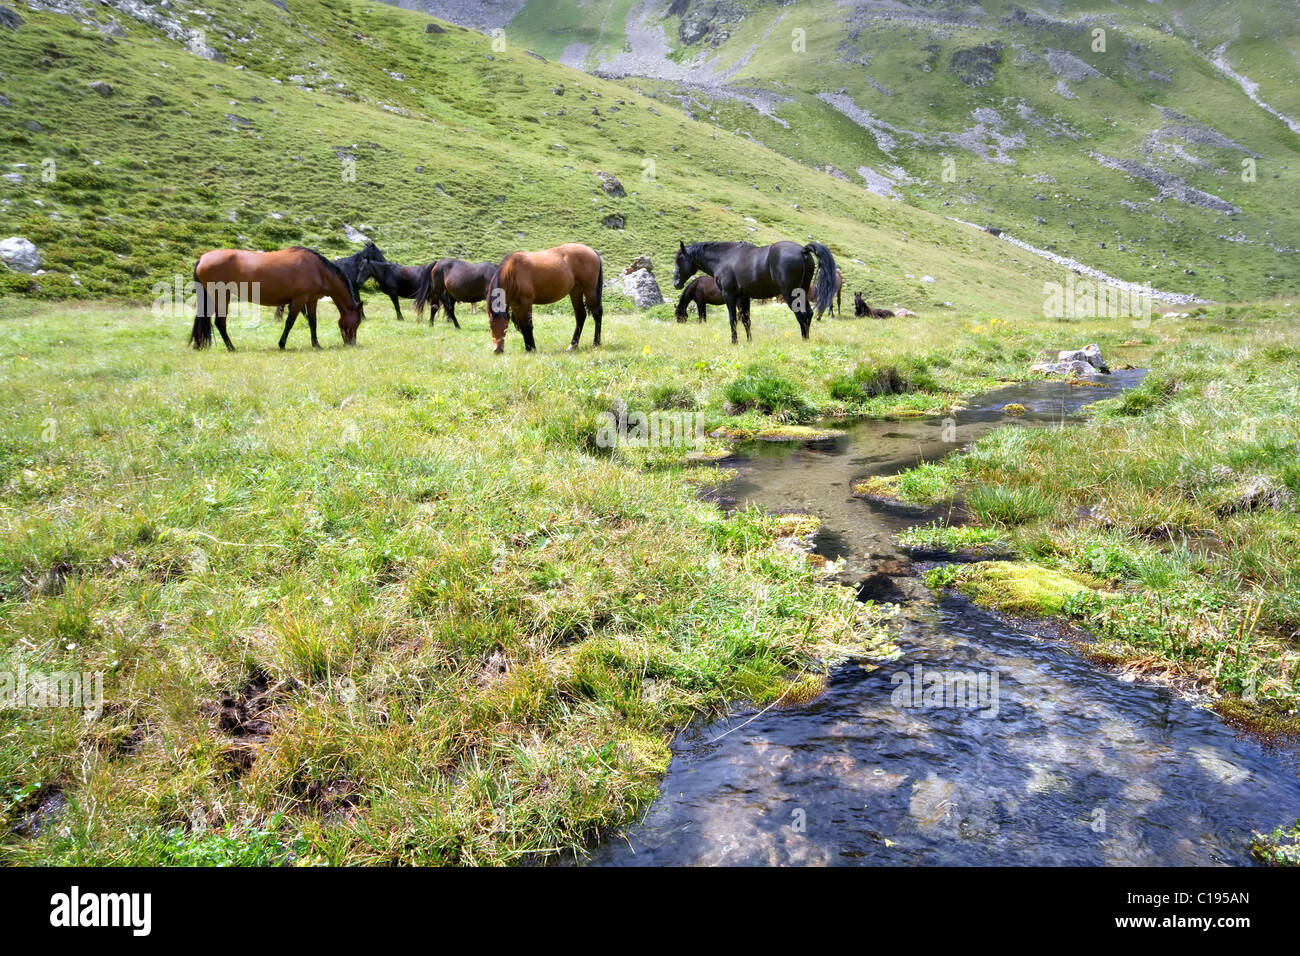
(672, 241), (697, 290)
(338, 298), (364, 344)
(363, 242), (387, 263)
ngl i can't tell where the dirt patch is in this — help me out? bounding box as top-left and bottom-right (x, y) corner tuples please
(207, 672), (288, 775)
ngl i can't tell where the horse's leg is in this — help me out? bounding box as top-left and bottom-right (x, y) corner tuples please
(568, 290), (588, 351)
(587, 282), (602, 347)
(390, 292), (403, 321)
(278, 304), (299, 350)
(739, 297), (753, 343)
(514, 306), (537, 352)
(444, 296), (460, 329)
(724, 295), (739, 345)
(307, 300), (322, 349)
(214, 299), (235, 352)
(697, 298), (706, 323)
(792, 287), (812, 339)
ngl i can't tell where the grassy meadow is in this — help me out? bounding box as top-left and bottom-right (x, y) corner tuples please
(2, 291), (1297, 863)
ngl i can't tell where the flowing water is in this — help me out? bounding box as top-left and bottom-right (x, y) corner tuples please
(586, 371), (1300, 866)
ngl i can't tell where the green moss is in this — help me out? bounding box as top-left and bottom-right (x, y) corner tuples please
(934, 562), (1097, 618)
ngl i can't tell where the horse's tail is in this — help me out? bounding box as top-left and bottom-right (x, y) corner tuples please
(594, 255), (603, 312)
(413, 261), (437, 317)
(190, 259), (212, 349)
(804, 242), (837, 318)
(836, 274), (842, 317)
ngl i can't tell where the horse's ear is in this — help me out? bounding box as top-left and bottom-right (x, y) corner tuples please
(679, 240), (686, 252)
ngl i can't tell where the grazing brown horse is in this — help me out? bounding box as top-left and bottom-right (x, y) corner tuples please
(414, 258), (498, 328)
(675, 274), (725, 323)
(486, 243), (603, 353)
(191, 247), (364, 350)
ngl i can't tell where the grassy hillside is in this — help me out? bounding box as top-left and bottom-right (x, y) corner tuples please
(0, 0), (1087, 316)
(438, 0), (1300, 302)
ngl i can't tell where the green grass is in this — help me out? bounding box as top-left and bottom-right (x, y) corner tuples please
(1, 299), (938, 865)
(890, 301), (1300, 722)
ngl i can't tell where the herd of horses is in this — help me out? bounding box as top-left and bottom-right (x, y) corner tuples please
(190, 236), (888, 353)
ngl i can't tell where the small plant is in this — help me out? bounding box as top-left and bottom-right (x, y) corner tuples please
(898, 521), (1009, 556)
(725, 365), (811, 418)
(1252, 819), (1300, 866)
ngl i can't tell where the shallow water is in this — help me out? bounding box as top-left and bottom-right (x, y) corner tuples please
(586, 371), (1300, 866)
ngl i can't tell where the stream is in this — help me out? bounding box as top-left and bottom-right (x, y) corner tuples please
(586, 371), (1300, 866)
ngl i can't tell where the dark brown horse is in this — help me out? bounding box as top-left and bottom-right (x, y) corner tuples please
(414, 258), (498, 328)
(854, 292), (894, 319)
(675, 274), (725, 323)
(191, 247), (364, 350)
(486, 243), (603, 353)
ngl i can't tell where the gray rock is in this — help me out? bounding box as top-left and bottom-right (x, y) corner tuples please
(425, 22), (445, 34)
(1, 236), (42, 273)
(621, 268), (663, 309)
(1031, 343), (1110, 376)
(602, 213), (625, 230)
(2, 173), (22, 184)
(595, 170), (625, 197)
(99, 21), (126, 37)
(343, 223), (370, 243)
(268, 0), (287, 9)
(88, 80), (113, 97)
(0, 94), (10, 108)
(0, 6), (23, 28)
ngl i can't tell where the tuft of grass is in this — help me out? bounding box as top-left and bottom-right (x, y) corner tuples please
(724, 365), (812, 419)
(925, 561), (1097, 618)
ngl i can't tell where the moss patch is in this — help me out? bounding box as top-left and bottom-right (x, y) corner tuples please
(931, 561), (1097, 618)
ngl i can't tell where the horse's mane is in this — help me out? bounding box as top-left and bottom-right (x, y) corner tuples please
(292, 246), (361, 306)
(687, 240), (755, 256)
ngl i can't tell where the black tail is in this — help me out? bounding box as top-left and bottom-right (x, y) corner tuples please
(190, 261), (211, 349)
(594, 257), (603, 313)
(413, 261), (437, 318)
(804, 243), (837, 320)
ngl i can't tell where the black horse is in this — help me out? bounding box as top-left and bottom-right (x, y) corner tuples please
(672, 239), (837, 342)
(675, 274), (725, 323)
(367, 259), (437, 322)
(273, 243), (384, 322)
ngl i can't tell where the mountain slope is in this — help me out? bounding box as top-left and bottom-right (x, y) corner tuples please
(1, 0), (1104, 317)
(402, 0), (1300, 301)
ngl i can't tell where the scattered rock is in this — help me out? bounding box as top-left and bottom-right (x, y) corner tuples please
(98, 21), (126, 37)
(602, 213), (625, 230)
(425, 22), (446, 34)
(950, 44), (1002, 87)
(0, 6), (24, 29)
(621, 268), (664, 309)
(343, 223), (370, 243)
(0, 236), (41, 273)
(88, 80), (113, 97)
(622, 254), (653, 275)
(1031, 343), (1110, 376)
(595, 170), (625, 197)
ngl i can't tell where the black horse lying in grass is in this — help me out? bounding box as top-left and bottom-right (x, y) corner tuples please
(854, 292), (895, 318)
(675, 275), (725, 323)
(414, 258), (498, 327)
(672, 239), (838, 342)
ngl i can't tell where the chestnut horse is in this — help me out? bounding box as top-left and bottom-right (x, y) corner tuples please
(413, 258), (498, 328)
(191, 247), (364, 350)
(486, 243), (603, 353)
